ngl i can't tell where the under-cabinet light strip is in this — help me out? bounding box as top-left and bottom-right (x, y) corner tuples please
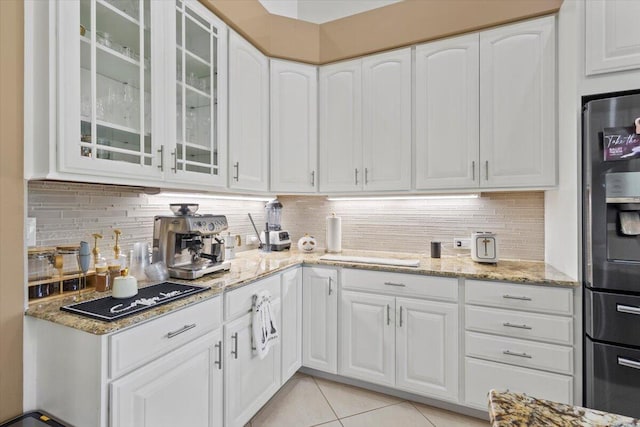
(157, 192), (271, 202)
(326, 194), (480, 201)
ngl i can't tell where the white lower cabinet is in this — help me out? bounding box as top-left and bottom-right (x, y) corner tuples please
(339, 290), (395, 387)
(302, 267), (338, 373)
(465, 357), (573, 408)
(110, 329), (223, 427)
(464, 279), (575, 409)
(224, 300), (282, 427)
(339, 272), (459, 402)
(281, 267), (303, 382)
(395, 297), (458, 401)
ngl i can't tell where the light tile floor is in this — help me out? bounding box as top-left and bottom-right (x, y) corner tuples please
(248, 373), (490, 427)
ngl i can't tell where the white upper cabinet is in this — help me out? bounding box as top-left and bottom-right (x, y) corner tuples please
(270, 60), (318, 193)
(319, 49), (411, 193)
(586, 0), (640, 75)
(319, 59), (363, 192)
(58, 0), (166, 180)
(167, 0), (227, 187)
(362, 48), (412, 191)
(228, 31), (269, 192)
(415, 34), (480, 190)
(479, 16), (556, 188)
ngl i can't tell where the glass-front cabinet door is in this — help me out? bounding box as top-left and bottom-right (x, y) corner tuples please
(169, 0), (227, 186)
(58, 0), (164, 180)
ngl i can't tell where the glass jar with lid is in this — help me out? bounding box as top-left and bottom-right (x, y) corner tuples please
(27, 247), (56, 282)
(56, 245), (81, 275)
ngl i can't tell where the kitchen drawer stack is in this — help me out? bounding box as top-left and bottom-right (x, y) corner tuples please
(464, 280), (574, 408)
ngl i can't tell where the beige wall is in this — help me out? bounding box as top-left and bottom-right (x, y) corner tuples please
(202, 0), (563, 64)
(0, 0), (24, 421)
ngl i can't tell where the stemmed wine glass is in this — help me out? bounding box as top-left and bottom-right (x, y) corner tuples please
(77, 241), (92, 301)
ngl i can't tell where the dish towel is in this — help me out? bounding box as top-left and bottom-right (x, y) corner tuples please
(252, 291), (279, 360)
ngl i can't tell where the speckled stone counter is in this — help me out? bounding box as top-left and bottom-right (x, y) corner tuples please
(25, 248), (577, 335)
(488, 390), (639, 426)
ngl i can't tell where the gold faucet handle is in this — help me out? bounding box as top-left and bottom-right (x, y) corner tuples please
(113, 229), (122, 258)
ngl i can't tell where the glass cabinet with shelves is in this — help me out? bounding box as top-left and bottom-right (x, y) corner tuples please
(59, 0), (164, 180)
(170, 0), (227, 186)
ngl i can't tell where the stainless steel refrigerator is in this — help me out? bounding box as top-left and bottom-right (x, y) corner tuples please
(583, 90), (640, 418)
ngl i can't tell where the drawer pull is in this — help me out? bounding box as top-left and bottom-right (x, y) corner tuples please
(384, 282), (405, 287)
(166, 323), (196, 339)
(618, 357), (640, 370)
(231, 332), (239, 359)
(617, 304), (640, 315)
(503, 294), (532, 301)
(503, 350), (532, 359)
(503, 322), (532, 330)
(215, 341), (222, 369)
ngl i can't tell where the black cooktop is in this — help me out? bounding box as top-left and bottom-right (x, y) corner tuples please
(60, 282), (210, 322)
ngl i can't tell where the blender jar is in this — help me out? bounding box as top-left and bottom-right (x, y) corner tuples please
(265, 199), (283, 231)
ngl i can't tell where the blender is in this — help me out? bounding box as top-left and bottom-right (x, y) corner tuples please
(260, 198), (291, 251)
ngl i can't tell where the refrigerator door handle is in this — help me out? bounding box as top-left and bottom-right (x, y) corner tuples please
(617, 304), (640, 315)
(618, 357), (640, 370)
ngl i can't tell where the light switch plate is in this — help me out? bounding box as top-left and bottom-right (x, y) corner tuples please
(26, 217), (36, 247)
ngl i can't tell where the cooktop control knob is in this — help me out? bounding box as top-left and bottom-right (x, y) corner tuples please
(208, 222), (215, 231)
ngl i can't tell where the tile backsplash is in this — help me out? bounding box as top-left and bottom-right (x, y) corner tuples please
(28, 181), (544, 261)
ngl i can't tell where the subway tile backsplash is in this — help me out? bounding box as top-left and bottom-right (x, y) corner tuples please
(28, 181), (544, 261)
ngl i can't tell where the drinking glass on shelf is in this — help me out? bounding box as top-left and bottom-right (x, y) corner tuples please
(81, 96), (91, 118)
(97, 32), (112, 49)
(185, 107), (196, 142)
(186, 72), (197, 88)
(96, 98), (106, 120)
(122, 83), (135, 128)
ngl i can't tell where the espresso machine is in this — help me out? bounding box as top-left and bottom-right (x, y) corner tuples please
(153, 204), (231, 279)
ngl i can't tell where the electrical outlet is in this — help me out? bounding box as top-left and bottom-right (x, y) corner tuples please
(453, 237), (471, 249)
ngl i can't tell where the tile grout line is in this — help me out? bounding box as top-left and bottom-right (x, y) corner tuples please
(311, 376), (342, 423)
(336, 400), (410, 423)
(408, 401), (437, 427)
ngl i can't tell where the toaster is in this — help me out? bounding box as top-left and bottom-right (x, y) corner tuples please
(471, 232), (498, 263)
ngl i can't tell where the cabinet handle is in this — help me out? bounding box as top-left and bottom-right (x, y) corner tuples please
(215, 340), (222, 369)
(231, 332), (238, 359)
(503, 350), (532, 359)
(485, 160), (489, 181)
(354, 168), (359, 185)
(618, 357), (640, 370)
(157, 145), (164, 171)
(311, 170), (315, 187)
(503, 294), (532, 301)
(233, 162), (239, 181)
(472, 161), (475, 181)
(387, 304), (390, 325)
(502, 322), (532, 330)
(365, 168), (369, 184)
(171, 149), (177, 173)
(328, 277), (333, 296)
(399, 306), (403, 327)
(617, 304), (640, 315)
(384, 281), (405, 287)
(166, 323), (196, 339)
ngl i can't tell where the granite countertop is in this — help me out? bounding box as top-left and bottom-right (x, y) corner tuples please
(25, 248), (577, 335)
(488, 390), (639, 426)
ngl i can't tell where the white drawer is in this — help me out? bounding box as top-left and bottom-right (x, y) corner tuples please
(225, 275), (281, 321)
(466, 280), (574, 315)
(465, 306), (573, 345)
(465, 357), (573, 409)
(109, 296), (222, 379)
(465, 331), (573, 375)
(341, 269), (457, 302)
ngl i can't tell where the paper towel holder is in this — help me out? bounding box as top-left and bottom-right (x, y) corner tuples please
(326, 212), (342, 254)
